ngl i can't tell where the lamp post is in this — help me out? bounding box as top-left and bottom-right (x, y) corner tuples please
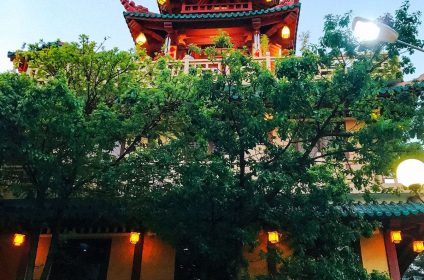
(352, 17), (424, 53)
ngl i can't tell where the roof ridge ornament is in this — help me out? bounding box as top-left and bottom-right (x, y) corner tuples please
(277, 0), (299, 6)
(120, 0), (149, 13)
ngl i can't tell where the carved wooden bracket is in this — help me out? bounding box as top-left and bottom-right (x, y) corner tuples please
(164, 22), (174, 34)
(252, 18), (262, 32)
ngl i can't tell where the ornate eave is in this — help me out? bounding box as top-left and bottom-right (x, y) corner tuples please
(123, 3), (301, 56)
(156, 0), (298, 15)
(124, 3), (300, 20)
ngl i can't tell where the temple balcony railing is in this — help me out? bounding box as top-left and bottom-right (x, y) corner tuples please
(180, 53), (274, 74)
(180, 52), (335, 76)
(179, 53), (388, 78)
(181, 1), (252, 13)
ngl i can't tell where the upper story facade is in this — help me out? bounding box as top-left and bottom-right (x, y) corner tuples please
(121, 0), (300, 59)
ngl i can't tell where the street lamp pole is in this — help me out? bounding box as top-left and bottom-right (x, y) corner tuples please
(352, 17), (424, 53)
(395, 40), (424, 53)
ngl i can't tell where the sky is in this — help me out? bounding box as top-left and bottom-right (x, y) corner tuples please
(0, 0), (423, 80)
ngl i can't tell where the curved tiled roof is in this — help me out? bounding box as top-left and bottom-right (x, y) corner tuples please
(123, 3), (301, 20)
(352, 201), (424, 218)
(380, 81), (424, 95)
(0, 199), (140, 233)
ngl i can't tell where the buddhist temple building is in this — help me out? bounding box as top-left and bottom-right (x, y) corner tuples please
(2, 1), (424, 280)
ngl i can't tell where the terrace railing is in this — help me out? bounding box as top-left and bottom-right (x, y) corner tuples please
(181, 2), (252, 13)
(181, 52), (334, 76)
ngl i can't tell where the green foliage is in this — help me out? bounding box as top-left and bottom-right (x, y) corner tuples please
(15, 35), (138, 115)
(403, 253), (424, 279)
(212, 30), (234, 48)
(188, 44), (202, 56)
(0, 35), (191, 220)
(119, 2), (423, 279)
(380, 0), (423, 75)
(260, 34), (270, 55)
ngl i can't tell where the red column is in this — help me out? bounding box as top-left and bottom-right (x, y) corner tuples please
(131, 232), (144, 280)
(384, 230), (401, 280)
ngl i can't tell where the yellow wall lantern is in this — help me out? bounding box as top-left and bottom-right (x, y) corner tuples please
(130, 232), (141, 245)
(390, 231), (402, 244)
(281, 26), (290, 39)
(136, 33), (147, 46)
(13, 234), (26, 247)
(413, 241), (424, 253)
(157, 0), (166, 5)
(268, 231), (279, 244)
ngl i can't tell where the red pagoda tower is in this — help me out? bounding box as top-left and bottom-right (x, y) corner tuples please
(121, 0), (301, 59)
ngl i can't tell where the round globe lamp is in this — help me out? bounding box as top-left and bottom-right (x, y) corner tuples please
(396, 159), (424, 187)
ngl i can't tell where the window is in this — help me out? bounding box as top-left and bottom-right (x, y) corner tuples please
(50, 239), (111, 280)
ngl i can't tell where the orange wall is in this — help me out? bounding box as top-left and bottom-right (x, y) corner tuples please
(141, 233), (175, 280)
(243, 231), (292, 278)
(244, 231), (269, 277)
(360, 230), (389, 274)
(107, 234), (135, 280)
(0, 232), (176, 280)
(345, 118), (365, 132)
(0, 234), (28, 280)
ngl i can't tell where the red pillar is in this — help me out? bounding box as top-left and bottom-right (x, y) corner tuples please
(131, 232), (144, 280)
(384, 230), (401, 280)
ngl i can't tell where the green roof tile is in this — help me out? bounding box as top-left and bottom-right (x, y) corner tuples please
(123, 3), (301, 20)
(352, 202), (424, 218)
(380, 81), (424, 95)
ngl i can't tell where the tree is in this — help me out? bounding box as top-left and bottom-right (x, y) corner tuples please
(117, 2), (424, 280)
(0, 37), (191, 280)
(404, 253), (424, 279)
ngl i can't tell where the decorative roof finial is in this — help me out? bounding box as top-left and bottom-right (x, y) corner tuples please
(120, 0), (149, 13)
(277, 0), (299, 6)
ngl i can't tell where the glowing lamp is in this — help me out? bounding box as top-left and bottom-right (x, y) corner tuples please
(413, 241), (424, 253)
(268, 231), (279, 244)
(281, 26), (290, 39)
(136, 33), (147, 46)
(390, 231), (402, 244)
(351, 17), (423, 52)
(130, 232), (141, 244)
(352, 17), (398, 43)
(157, 0), (166, 5)
(352, 20), (381, 43)
(13, 234), (25, 247)
(396, 159), (424, 187)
